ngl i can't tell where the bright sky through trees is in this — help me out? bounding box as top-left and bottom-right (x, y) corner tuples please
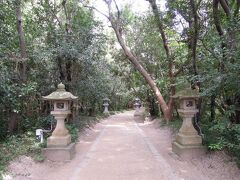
(92, 0), (166, 22)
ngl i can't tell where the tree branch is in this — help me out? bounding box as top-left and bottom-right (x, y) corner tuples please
(219, 0), (231, 16)
(113, 0), (120, 19)
(84, 5), (110, 20)
(62, 0), (72, 34)
(234, 0), (240, 16)
(199, 38), (219, 60)
(173, 58), (191, 77)
(213, 0), (224, 36)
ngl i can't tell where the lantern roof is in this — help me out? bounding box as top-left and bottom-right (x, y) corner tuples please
(103, 98), (110, 101)
(171, 87), (199, 99)
(135, 97), (140, 101)
(42, 83), (78, 101)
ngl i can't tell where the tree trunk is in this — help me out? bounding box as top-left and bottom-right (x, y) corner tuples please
(15, 0), (27, 82)
(210, 95), (216, 121)
(7, 109), (18, 133)
(103, 0), (173, 121)
(189, 0), (199, 76)
(9, 0), (28, 132)
(213, 0), (226, 72)
(147, 0), (175, 96)
(109, 20), (172, 120)
(62, 0), (73, 88)
(57, 57), (65, 81)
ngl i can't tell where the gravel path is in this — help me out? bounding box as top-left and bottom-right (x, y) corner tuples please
(5, 110), (240, 180)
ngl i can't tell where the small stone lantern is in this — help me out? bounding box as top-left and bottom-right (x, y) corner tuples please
(172, 87), (205, 158)
(103, 98), (110, 115)
(42, 83), (77, 161)
(134, 98), (141, 116)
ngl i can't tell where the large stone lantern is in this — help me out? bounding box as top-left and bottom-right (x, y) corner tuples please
(134, 98), (141, 116)
(42, 83), (78, 161)
(172, 87), (205, 158)
(103, 98), (110, 115)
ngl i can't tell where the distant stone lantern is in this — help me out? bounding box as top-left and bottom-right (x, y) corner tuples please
(103, 98), (110, 115)
(134, 98), (141, 116)
(171, 87), (205, 158)
(42, 83), (78, 161)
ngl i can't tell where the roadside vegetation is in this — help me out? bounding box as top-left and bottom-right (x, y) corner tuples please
(0, 0), (240, 178)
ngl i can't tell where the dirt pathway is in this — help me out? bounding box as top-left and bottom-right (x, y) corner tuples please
(5, 111), (240, 180)
(70, 111), (179, 180)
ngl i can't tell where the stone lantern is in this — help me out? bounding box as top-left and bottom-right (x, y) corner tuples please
(134, 98), (141, 116)
(171, 87), (205, 158)
(42, 83), (78, 161)
(103, 98), (110, 115)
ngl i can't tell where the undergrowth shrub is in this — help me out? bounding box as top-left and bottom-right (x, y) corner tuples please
(161, 116), (182, 132)
(202, 120), (240, 167)
(21, 115), (55, 132)
(0, 114), (103, 179)
(66, 123), (79, 143)
(0, 132), (42, 177)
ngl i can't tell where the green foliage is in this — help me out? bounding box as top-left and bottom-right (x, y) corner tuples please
(33, 154), (45, 162)
(0, 132), (43, 176)
(202, 119), (240, 166)
(161, 116), (182, 132)
(66, 123), (79, 143)
(0, 0), (129, 140)
(109, 111), (116, 115)
(168, 117), (182, 130)
(0, 1), (131, 175)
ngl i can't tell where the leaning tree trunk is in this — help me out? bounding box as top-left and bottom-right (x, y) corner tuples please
(105, 5), (172, 120)
(147, 0), (176, 118)
(113, 25), (172, 120)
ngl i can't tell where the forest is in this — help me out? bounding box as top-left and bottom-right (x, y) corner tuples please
(0, 0), (240, 176)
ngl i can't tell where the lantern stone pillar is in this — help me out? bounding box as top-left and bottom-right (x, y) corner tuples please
(134, 98), (141, 116)
(42, 83), (78, 161)
(47, 110), (71, 147)
(172, 88), (205, 158)
(103, 98), (110, 115)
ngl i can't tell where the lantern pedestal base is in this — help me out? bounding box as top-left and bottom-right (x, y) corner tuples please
(134, 109), (141, 116)
(134, 109), (144, 123)
(47, 134), (71, 147)
(134, 115), (144, 123)
(43, 143), (75, 161)
(172, 141), (205, 159)
(103, 111), (110, 116)
(176, 133), (202, 145)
